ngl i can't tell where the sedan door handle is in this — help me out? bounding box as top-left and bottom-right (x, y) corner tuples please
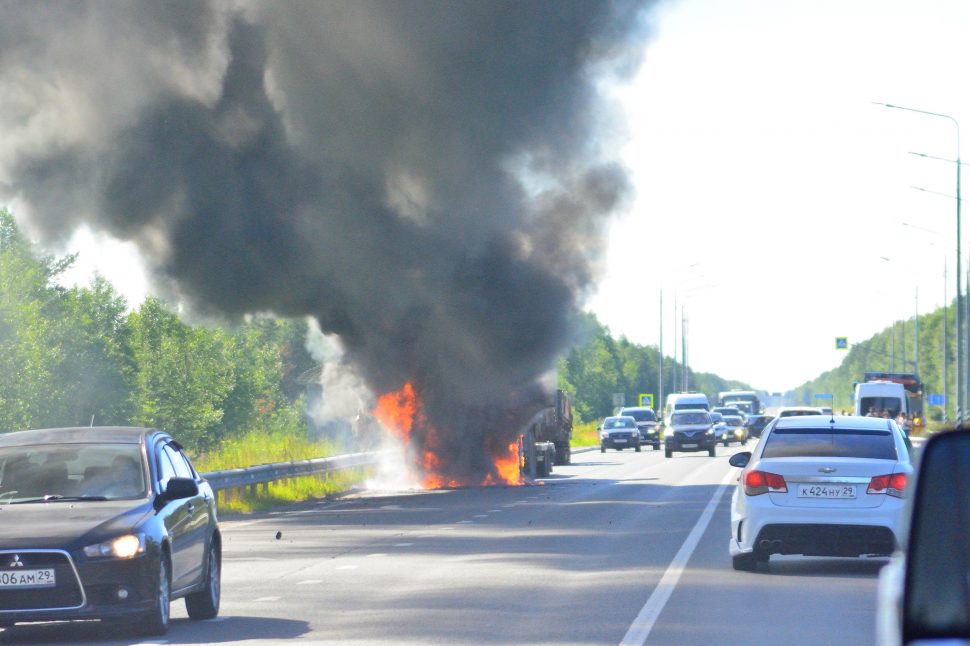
(187, 503), (195, 513)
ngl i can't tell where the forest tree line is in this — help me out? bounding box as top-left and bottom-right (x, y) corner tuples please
(0, 209), (316, 450)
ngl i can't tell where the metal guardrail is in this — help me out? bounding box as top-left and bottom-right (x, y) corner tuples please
(201, 451), (382, 503)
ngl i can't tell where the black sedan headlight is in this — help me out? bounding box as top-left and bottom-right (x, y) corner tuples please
(83, 534), (146, 559)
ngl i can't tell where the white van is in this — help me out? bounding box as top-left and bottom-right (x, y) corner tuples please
(663, 392), (710, 421)
(854, 381), (908, 418)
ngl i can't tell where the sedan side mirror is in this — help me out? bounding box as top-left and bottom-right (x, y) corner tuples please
(898, 429), (970, 644)
(162, 477), (199, 501)
(728, 452), (751, 468)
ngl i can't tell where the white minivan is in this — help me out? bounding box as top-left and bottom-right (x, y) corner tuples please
(663, 392), (710, 421)
(854, 381), (908, 418)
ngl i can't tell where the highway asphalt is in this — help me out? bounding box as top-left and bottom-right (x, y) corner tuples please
(2, 443), (887, 645)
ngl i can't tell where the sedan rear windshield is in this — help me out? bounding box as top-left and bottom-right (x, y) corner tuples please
(762, 428), (897, 460)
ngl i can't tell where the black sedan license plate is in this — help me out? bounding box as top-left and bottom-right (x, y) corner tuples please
(0, 568), (56, 588)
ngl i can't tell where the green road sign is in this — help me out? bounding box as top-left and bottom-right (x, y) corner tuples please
(835, 337), (848, 350)
(639, 393), (654, 408)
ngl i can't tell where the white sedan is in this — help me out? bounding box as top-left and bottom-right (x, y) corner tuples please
(728, 415), (912, 571)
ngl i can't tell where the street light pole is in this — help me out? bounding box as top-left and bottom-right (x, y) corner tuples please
(876, 102), (962, 419)
(900, 223), (950, 421)
(658, 290), (663, 414)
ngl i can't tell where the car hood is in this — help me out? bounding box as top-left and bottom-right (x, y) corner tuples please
(635, 421), (658, 428)
(0, 499), (154, 549)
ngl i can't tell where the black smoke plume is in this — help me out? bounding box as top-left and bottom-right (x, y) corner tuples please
(0, 1), (652, 483)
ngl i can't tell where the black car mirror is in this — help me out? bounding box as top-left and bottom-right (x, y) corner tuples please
(162, 477), (199, 501)
(902, 429), (970, 643)
(728, 452), (751, 468)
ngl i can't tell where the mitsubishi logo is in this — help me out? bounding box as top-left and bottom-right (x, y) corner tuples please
(8, 554), (23, 568)
(819, 467), (837, 474)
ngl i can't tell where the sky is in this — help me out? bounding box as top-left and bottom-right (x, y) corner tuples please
(587, 0), (970, 392)
(47, 0), (970, 394)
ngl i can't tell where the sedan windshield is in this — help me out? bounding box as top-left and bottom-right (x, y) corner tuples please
(603, 418), (635, 429)
(762, 428), (897, 460)
(672, 412), (710, 425)
(0, 443), (147, 503)
(624, 410), (656, 422)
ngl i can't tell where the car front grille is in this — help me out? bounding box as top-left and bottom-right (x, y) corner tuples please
(0, 550), (85, 612)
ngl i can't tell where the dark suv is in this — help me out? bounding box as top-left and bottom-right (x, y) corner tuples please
(664, 410), (717, 457)
(619, 407), (661, 450)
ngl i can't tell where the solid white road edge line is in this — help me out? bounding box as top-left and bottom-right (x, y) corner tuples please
(619, 469), (735, 646)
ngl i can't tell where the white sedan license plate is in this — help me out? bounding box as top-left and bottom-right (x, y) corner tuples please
(0, 568), (56, 588)
(797, 484), (856, 499)
(613, 438), (627, 443)
(681, 443), (697, 449)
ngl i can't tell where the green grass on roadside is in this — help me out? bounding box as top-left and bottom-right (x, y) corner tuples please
(190, 430), (370, 514)
(571, 420), (599, 448)
(214, 467), (373, 514)
(190, 431), (341, 472)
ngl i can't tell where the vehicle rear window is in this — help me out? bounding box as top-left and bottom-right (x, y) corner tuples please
(762, 428), (897, 460)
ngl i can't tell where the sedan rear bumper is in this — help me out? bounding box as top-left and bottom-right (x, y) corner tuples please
(751, 523), (896, 557)
(731, 501), (904, 558)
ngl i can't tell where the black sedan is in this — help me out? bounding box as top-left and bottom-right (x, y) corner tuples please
(0, 427), (220, 635)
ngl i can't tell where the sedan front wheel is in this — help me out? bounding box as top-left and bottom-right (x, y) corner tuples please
(142, 554), (171, 636)
(186, 540), (221, 620)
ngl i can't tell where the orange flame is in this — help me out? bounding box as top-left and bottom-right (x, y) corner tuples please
(491, 441), (522, 486)
(374, 382), (422, 442)
(373, 381), (523, 489)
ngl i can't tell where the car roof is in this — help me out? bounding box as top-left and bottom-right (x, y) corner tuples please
(0, 426), (159, 447)
(771, 415), (893, 431)
(605, 415), (635, 421)
(620, 407), (653, 412)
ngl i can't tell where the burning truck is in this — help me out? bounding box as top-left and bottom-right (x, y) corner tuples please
(519, 389), (573, 479)
(374, 382), (572, 486)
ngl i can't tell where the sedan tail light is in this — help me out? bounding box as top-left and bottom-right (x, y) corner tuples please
(743, 470), (788, 495)
(867, 473), (907, 498)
